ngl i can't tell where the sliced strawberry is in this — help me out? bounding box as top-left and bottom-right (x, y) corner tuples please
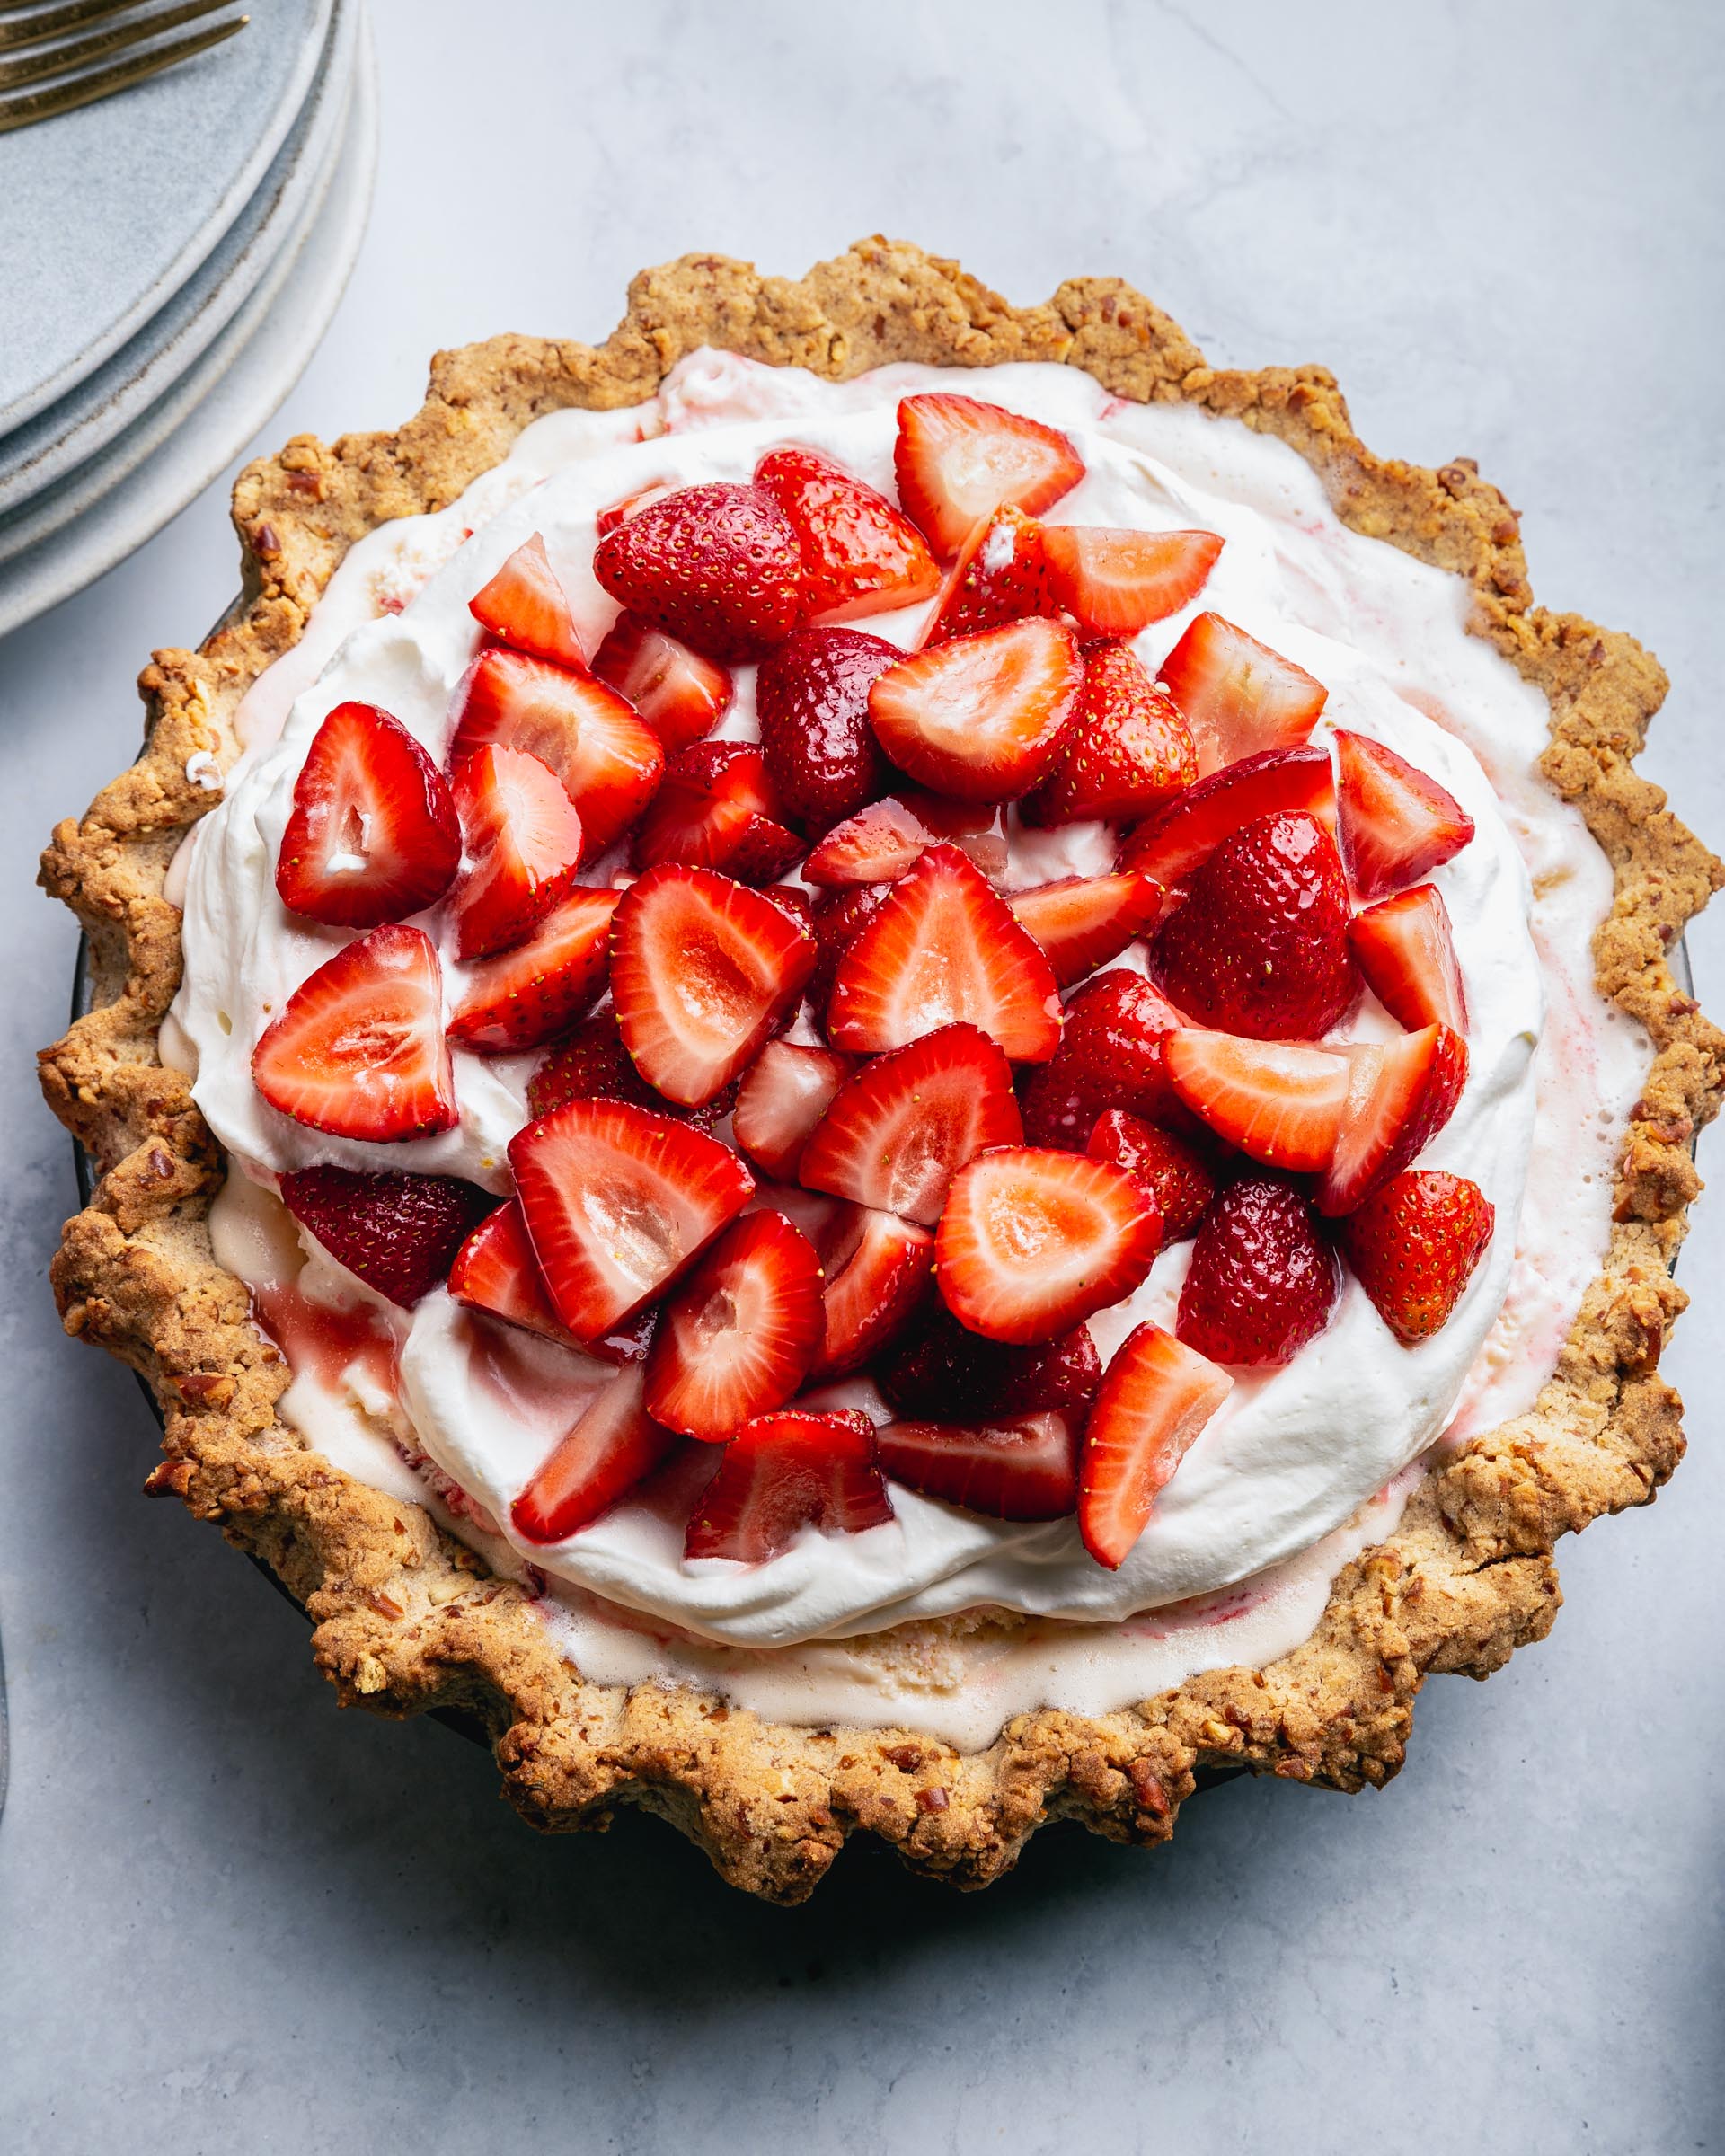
(644, 1209), (825, 1440)
(630, 740), (802, 883)
(754, 446), (941, 625)
(826, 842), (1062, 1060)
(1349, 884), (1469, 1034)
(878, 1303), (1100, 1419)
(1338, 1170), (1496, 1344)
(802, 795), (934, 887)
(468, 532), (586, 670)
(1177, 1176), (1339, 1367)
(449, 744), (585, 959)
(1086, 1111), (1216, 1246)
(684, 1408), (892, 1560)
(1156, 613), (1329, 773)
(1163, 1031), (1349, 1175)
(526, 1006), (721, 1128)
(279, 1167), (492, 1309)
(610, 865), (817, 1106)
(897, 789), (1009, 879)
(590, 611), (731, 755)
(1019, 969), (1186, 1150)
(252, 923), (456, 1141)
(447, 886), (618, 1054)
(592, 481), (801, 661)
(731, 1039), (854, 1180)
(448, 1197), (582, 1348)
(596, 482), (673, 539)
(511, 1364), (678, 1543)
(876, 1410), (1082, 1523)
(755, 625), (898, 829)
(451, 647), (663, 857)
(1117, 744), (1336, 892)
(806, 883), (889, 1021)
(1040, 526), (1223, 636)
(807, 1206), (934, 1382)
(868, 615), (1082, 801)
(1022, 641), (1197, 826)
(1077, 1326), (1233, 1568)
(893, 393), (1084, 558)
(508, 1097), (754, 1339)
(799, 1021), (1022, 1224)
(1007, 872), (1165, 989)
(921, 504), (1048, 645)
(1333, 730), (1475, 900)
(275, 701), (460, 929)
(1315, 1024), (1468, 1217)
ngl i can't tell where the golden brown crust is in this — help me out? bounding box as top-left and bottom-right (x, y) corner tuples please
(37, 237), (1725, 1902)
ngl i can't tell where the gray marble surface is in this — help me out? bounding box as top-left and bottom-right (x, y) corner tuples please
(2, 3), (1721, 2148)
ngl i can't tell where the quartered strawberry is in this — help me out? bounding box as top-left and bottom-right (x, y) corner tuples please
(1333, 729), (1475, 900)
(449, 744), (585, 959)
(826, 842), (1062, 1060)
(920, 504), (1048, 645)
(878, 1303), (1101, 1419)
(801, 795), (935, 886)
(452, 647), (664, 857)
(1338, 1169), (1496, 1344)
(806, 882), (889, 1020)
(508, 1096), (754, 1339)
(875, 1409), (1083, 1523)
(644, 1208), (825, 1440)
(1077, 1325), (1233, 1568)
(1117, 744), (1336, 892)
(799, 1021), (1022, 1224)
(1151, 810), (1359, 1040)
(754, 446), (941, 625)
(468, 532), (586, 670)
(731, 1039), (855, 1180)
(447, 885), (618, 1054)
(1349, 883), (1469, 1035)
(275, 701), (460, 929)
(592, 480), (801, 662)
(611, 865), (816, 1106)
(590, 610), (731, 755)
(1156, 613), (1328, 773)
(868, 615), (1082, 801)
(279, 1167), (493, 1308)
(252, 923), (456, 1141)
(629, 740), (802, 883)
(1022, 641), (1197, 826)
(1039, 526), (1223, 636)
(807, 1205), (934, 1382)
(684, 1408), (892, 1561)
(1177, 1175), (1340, 1367)
(1007, 872), (1165, 988)
(893, 393), (1085, 558)
(448, 1197), (583, 1348)
(1018, 969), (1186, 1150)
(1164, 1031), (1349, 1175)
(1315, 1024), (1468, 1217)
(1086, 1110), (1216, 1246)
(511, 1364), (679, 1544)
(755, 624), (898, 829)
(934, 1147), (1162, 1345)
(895, 789), (1010, 879)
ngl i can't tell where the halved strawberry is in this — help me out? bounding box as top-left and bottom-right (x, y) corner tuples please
(449, 744), (585, 959)
(508, 1096), (754, 1339)
(1177, 1176), (1339, 1367)
(1022, 641), (1197, 826)
(630, 741), (802, 883)
(1156, 613), (1329, 773)
(252, 924), (456, 1141)
(755, 625), (898, 829)
(754, 446), (941, 625)
(935, 1148), (1162, 1345)
(448, 1197), (582, 1348)
(446, 886), (618, 1054)
(684, 1408), (892, 1560)
(1040, 526), (1223, 636)
(826, 843), (1062, 1060)
(527, 1006), (712, 1126)
(592, 481), (801, 661)
(468, 532), (586, 670)
(802, 795), (936, 887)
(1333, 730), (1475, 900)
(451, 647), (663, 856)
(590, 611), (731, 755)
(1086, 1110), (1216, 1246)
(868, 615), (1082, 801)
(610, 865), (818, 1106)
(920, 504), (1048, 645)
(1007, 872), (1165, 989)
(807, 1205), (934, 1382)
(878, 1304), (1100, 1419)
(731, 1039), (854, 1180)
(1315, 1024), (1468, 1217)
(511, 1364), (678, 1544)
(1077, 1325), (1233, 1568)
(279, 1167), (493, 1308)
(644, 1208), (825, 1440)
(799, 1021), (1022, 1224)
(1117, 744), (1336, 892)
(876, 1410), (1082, 1523)
(893, 393), (1085, 558)
(1163, 1031), (1349, 1174)
(896, 789), (1009, 879)
(1349, 883), (1469, 1034)
(1019, 969), (1186, 1150)
(1338, 1170), (1496, 1344)
(275, 701), (460, 929)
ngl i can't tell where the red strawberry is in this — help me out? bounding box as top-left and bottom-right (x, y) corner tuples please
(1338, 1170), (1496, 1344)
(893, 393), (1085, 558)
(511, 1364), (679, 1544)
(449, 744), (585, 959)
(1117, 744), (1336, 893)
(591, 611), (731, 755)
(684, 1408), (892, 1560)
(731, 1039), (854, 1180)
(1086, 1110), (1216, 1246)
(1349, 883), (1469, 1034)
(275, 701), (460, 929)
(1022, 641), (1197, 826)
(452, 647), (664, 856)
(468, 532), (586, 670)
(1333, 730), (1475, 900)
(629, 740), (802, 883)
(1151, 810), (1359, 1040)
(1315, 1024), (1469, 1217)
(509, 1096), (754, 1339)
(610, 865), (817, 1106)
(1163, 1030), (1349, 1174)
(806, 883), (889, 1021)
(529, 1007), (688, 1122)
(895, 789), (1009, 879)
(807, 1206), (934, 1382)
(1007, 872), (1165, 989)
(596, 482), (672, 539)
(252, 923), (456, 1141)
(1077, 1325), (1233, 1568)
(279, 1167), (492, 1308)
(448, 1197), (582, 1348)
(1177, 1176), (1339, 1367)
(876, 1410), (1082, 1523)
(755, 625), (898, 828)
(754, 446), (941, 625)
(1019, 969), (1185, 1150)
(878, 1303), (1101, 1419)
(799, 1021), (1022, 1224)
(802, 795), (935, 887)
(826, 842), (1062, 1061)
(644, 1208), (825, 1440)
(1040, 526), (1223, 636)
(447, 885), (618, 1054)
(935, 1147), (1162, 1345)
(1156, 612), (1329, 773)
(592, 481), (801, 662)
(920, 504), (1048, 645)
(868, 616), (1083, 801)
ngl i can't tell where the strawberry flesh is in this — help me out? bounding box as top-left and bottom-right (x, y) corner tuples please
(644, 1208), (826, 1440)
(754, 446), (940, 625)
(1333, 729), (1475, 900)
(450, 744), (586, 959)
(1117, 744), (1336, 893)
(447, 886), (619, 1055)
(1039, 526), (1223, 636)
(893, 393), (1085, 558)
(808, 1205), (934, 1382)
(1022, 641), (1197, 826)
(591, 610), (731, 755)
(684, 1408), (892, 1561)
(1156, 612), (1328, 773)
(630, 740), (802, 883)
(1007, 872), (1164, 989)
(1349, 883), (1469, 1034)
(449, 1197), (584, 1349)
(1316, 1024), (1469, 1217)
(755, 624), (898, 829)
(868, 614), (1082, 801)
(511, 1364), (678, 1543)
(878, 1303), (1101, 1420)
(592, 481), (801, 662)
(1163, 1030), (1350, 1175)
(920, 504), (1048, 645)
(279, 1167), (493, 1309)
(876, 1409), (1083, 1523)
(1177, 1176), (1340, 1367)
(1086, 1110), (1216, 1246)
(1078, 1325), (1233, 1567)
(468, 532), (586, 670)
(802, 795), (936, 887)
(731, 1039), (854, 1180)
(275, 701), (460, 929)
(1338, 1169), (1495, 1344)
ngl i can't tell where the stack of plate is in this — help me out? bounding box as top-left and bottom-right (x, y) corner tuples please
(0, 0), (376, 638)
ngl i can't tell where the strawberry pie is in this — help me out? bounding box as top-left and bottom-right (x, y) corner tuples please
(41, 243), (1721, 1902)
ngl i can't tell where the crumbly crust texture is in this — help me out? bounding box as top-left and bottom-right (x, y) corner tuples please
(39, 240), (1724, 1902)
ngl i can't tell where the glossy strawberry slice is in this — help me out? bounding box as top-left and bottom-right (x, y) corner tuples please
(629, 740), (802, 883)
(755, 625), (898, 829)
(801, 795), (935, 887)
(826, 842), (1062, 1060)
(644, 1209), (825, 1440)
(1077, 1326), (1233, 1568)
(252, 924), (456, 1141)
(1039, 526), (1223, 635)
(754, 446), (941, 625)
(1349, 884), (1469, 1034)
(1316, 1024), (1468, 1217)
(1177, 1176), (1339, 1367)
(878, 1304), (1101, 1419)
(869, 615), (1082, 801)
(1086, 1110), (1216, 1247)
(1156, 613), (1329, 773)
(1163, 1031), (1349, 1174)
(920, 504), (1048, 645)
(805, 884), (889, 1024)
(1333, 730), (1475, 900)
(876, 1410), (1082, 1523)
(1019, 969), (1185, 1150)
(893, 393), (1084, 558)
(1338, 1170), (1495, 1344)
(450, 745), (585, 959)
(592, 481), (801, 662)
(509, 1096), (754, 1339)
(449, 1197), (582, 1348)
(731, 1039), (854, 1180)
(468, 532), (586, 670)
(1022, 641), (1197, 826)
(274, 701), (460, 929)
(446, 886), (618, 1054)
(807, 1205), (934, 1383)
(1007, 872), (1164, 989)
(279, 1167), (492, 1308)
(893, 790), (1010, 879)
(684, 1408), (892, 1560)
(610, 865), (817, 1106)
(1117, 744), (1336, 892)
(590, 611), (731, 755)
(511, 1364), (678, 1544)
